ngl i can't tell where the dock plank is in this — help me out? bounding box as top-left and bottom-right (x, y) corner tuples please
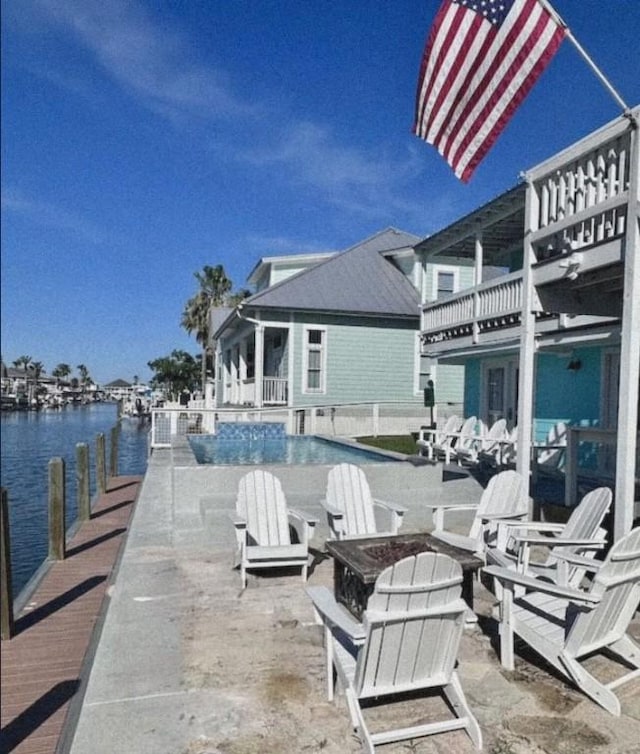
(0, 476), (141, 754)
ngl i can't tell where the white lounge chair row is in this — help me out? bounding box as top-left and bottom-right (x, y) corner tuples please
(416, 416), (570, 476)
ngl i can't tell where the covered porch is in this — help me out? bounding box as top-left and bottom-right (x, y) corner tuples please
(219, 323), (290, 407)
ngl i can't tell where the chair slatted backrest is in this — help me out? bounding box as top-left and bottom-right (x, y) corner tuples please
(237, 470), (291, 547)
(435, 415), (462, 444)
(566, 527), (640, 657)
(355, 553), (466, 699)
(484, 419), (508, 447)
(326, 464), (377, 536)
(469, 469), (528, 547)
(456, 416), (481, 452)
(547, 487), (612, 566)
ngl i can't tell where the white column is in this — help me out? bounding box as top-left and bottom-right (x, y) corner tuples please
(516, 178), (538, 509)
(255, 324), (264, 408)
(614, 125), (640, 540)
(472, 233), (483, 343)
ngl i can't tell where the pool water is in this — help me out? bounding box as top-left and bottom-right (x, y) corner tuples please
(188, 435), (397, 465)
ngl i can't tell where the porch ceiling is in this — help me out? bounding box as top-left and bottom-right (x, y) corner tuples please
(416, 184), (525, 263)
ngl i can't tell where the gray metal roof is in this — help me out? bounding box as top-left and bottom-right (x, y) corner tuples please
(241, 228), (422, 318)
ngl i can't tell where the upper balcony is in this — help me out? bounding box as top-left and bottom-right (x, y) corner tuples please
(526, 108), (638, 318)
(418, 109), (638, 354)
(421, 270), (524, 355)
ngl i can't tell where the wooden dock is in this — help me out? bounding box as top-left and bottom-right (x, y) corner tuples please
(0, 476), (142, 754)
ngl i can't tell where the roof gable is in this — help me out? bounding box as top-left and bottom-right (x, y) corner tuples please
(243, 228), (421, 317)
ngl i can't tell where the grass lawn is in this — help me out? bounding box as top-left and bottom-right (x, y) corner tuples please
(356, 435), (417, 455)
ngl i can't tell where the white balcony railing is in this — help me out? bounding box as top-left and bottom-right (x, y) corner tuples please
(529, 115), (632, 261)
(422, 271), (523, 345)
(263, 377), (288, 404)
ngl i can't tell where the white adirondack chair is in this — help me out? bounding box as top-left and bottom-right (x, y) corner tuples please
(416, 414), (461, 460)
(478, 422), (516, 468)
(531, 421), (569, 479)
(426, 469), (529, 557)
(445, 416), (481, 465)
(456, 418), (508, 466)
(232, 470), (317, 589)
(485, 526), (640, 715)
(486, 486), (612, 588)
(322, 464), (406, 540)
(306, 552), (482, 751)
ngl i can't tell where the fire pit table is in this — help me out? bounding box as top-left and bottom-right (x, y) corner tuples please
(326, 532), (483, 621)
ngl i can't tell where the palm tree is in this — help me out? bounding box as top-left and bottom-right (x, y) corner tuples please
(52, 363), (71, 385)
(13, 355), (32, 371)
(181, 265), (233, 391)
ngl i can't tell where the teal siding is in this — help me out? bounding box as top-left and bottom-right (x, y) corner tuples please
(291, 314), (421, 406)
(461, 348), (603, 440)
(534, 347), (601, 440)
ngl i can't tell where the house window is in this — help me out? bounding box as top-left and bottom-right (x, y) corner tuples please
(303, 328), (326, 393)
(246, 340), (255, 380)
(437, 271), (455, 298)
(432, 265), (459, 300)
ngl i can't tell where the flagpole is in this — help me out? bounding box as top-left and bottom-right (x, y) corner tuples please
(538, 0), (630, 113)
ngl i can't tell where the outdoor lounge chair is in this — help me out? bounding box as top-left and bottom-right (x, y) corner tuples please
(321, 463), (406, 540)
(486, 486), (612, 588)
(232, 470), (317, 589)
(306, 552), (482, 751)
(444, 416), (481, 466)
(456, 418), (508, 467)
(415, 414), (461, 460)
(485, 526), (640, 716)
(426, 469), (529, 557)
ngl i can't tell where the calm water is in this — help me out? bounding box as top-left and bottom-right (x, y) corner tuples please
(0, 403), (149, 596)
(188, 434), (397, 465)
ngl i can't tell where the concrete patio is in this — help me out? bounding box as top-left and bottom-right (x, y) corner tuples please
(67, 447), (640, 754)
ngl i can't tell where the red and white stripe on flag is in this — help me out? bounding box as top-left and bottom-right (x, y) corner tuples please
(413, 0), (566, 182)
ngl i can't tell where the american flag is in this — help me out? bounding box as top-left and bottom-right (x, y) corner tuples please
(413, 0), (566, 182)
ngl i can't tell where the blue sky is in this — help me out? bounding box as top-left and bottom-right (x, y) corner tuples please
(2, 0), (639, 385)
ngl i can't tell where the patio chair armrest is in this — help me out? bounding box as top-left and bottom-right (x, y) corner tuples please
(373, 498), (407, 515)
(288, 508), (318, 542)
(305, 586), (366, 643)
(514, 534), (606, 548)
(426, 502), (478, 531)
(230, 514), (247, 549)
(481, 510), (528, 522)
(418, 428), (438, 442)
(503, 522), (564, 534)
(483, 566), (601, 604)
(552, 551), (605, 570)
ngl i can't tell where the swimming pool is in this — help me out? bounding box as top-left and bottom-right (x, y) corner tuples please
(188, 435), (397, 465)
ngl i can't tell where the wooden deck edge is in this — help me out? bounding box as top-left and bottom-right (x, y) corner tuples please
(55, 476), (143, 754)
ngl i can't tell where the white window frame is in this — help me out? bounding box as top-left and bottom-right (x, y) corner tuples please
(302, 326), (327, 394)
(431, 264), (460, 301)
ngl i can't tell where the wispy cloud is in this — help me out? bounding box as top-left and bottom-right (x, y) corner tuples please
(240, 121), (429, 220)
(1, 188), (104, 245)
(31, 0), (253, 123)
(244, 233), (337, 256)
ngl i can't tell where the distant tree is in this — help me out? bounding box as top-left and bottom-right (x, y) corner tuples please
(52, 363), (71, 385)
(77, 364), (90, 385)
(133, 375), (139, 385)
(148, 350), (201, 400)
(181, 264), (234, 392)
(13, 355), (32, 371)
